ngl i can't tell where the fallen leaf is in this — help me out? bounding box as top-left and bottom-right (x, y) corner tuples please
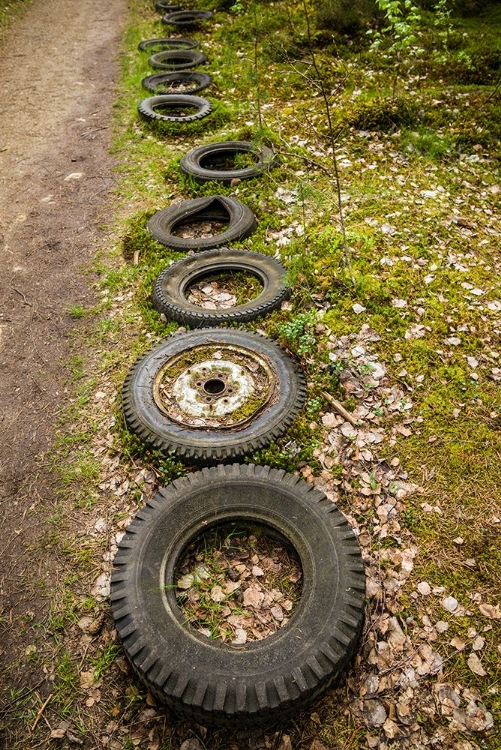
(467, 652), (487, 677)
(479, 603), (501, 619)
(243, 586), (264, 608)
(442, 596), (459, 613)
(80, 671), (95, 689)
(363, 699), (387, 727)
(210, 585), (225, 603)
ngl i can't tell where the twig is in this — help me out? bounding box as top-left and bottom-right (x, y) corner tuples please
(0, 679), (46, 714)
(80, 126), (109, 139)
(478, 73), (501, 109)
(31, 693), (53, 731)
(276, 146), (337, 179)
(252, 4), (263, 130)
(11, 285), (33, 306)
(322, 391), (358, 426)
(301, 0), (355, 286)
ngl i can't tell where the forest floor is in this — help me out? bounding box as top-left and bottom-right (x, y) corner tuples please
(0, 0), (500, 748)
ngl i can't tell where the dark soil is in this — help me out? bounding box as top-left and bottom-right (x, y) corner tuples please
(0, 0), (125, 742)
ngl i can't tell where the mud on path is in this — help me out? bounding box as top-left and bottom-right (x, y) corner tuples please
(0, 0), (125, 742)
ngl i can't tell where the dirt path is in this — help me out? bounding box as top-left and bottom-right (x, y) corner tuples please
(0, 0), (125, 732)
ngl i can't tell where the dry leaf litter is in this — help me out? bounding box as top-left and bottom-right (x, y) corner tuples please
(176, 531), (302, 644)
(78, 318), (499, 748)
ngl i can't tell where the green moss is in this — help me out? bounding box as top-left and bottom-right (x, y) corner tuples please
(343, 95), (420, 131)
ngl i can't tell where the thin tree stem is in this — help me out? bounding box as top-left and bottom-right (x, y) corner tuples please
(301, 0), (355, 286)
(253, 3), (263, 130)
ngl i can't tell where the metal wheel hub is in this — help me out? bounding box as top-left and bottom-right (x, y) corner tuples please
(153, 344), (277, 429)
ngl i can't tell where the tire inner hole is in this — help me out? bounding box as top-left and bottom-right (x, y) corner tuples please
(174, 216), (229, 239)
(174, 523), (303, 645)
(186, 270), (263, 308)
(159, 81), (196, 93)
(153, 104), (201, 117)
(199, 150), (258, 171)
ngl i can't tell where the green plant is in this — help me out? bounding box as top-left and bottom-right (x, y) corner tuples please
(67, 304), (86, 319)
(432, 0), (455, 60)
(368, 0), (424, 94)
(278, 311), (318, 355)
(91, 643), (121, 680)
(369, 0), (423, 54)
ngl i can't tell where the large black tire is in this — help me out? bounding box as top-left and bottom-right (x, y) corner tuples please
(148, 49), (207, 71)
(180, 141), (276, 184)
(148, 195), (257, 251)
(138, 37), (198, 52)
(152, 248), (290, 327)
(122, 328), (305, 461)
(142, 71), (213, 96)
(162, 9), (213, 26)
(110, 463), (366, 727)
(138, 95), (212, 124)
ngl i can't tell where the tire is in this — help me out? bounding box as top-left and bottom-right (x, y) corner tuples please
(142, 71), (213, 96)
(138, 95), (212, 124)
(148, 195), (257, 251)
(152, 248), (290, 327)
(110, 463), (366, 727)
(138, 37), (198, 52)
(155, 1), (181, 10)
(180, 141), (276, 184)
(148, 49), (207, 71)
(122, 329), (305, 461)
(162, 9), (213, 26)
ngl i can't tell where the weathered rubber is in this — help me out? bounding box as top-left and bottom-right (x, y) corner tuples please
(122, 328), (305, 461)
(141, 71), (213, 96)
(162, 9), (213, 26)
(138, 95), (212, 124)
(138, 37), (198, 52)
(147, 49), (207, 71)
(147, 195), (257, 251)
(180, 141), (276, 184)
(110, 463), (366, 727)
(152, 248), (290, 326)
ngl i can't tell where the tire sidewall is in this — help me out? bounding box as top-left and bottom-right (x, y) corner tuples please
(111, 465), (365, 724)
(152, 248), (289, 326)
(147, 196), (257, 250)
(180, 141), (275, 184)
(122, 329), (305, 457)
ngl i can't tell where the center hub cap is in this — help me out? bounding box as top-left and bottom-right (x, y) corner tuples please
(153, 344), (276, 429)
